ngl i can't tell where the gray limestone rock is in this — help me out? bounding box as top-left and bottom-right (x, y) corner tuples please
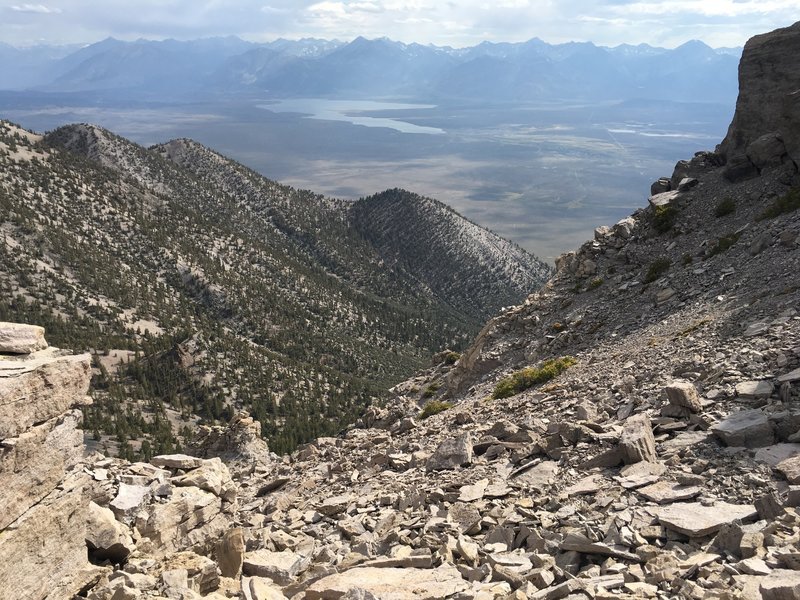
(652, 502), (757, 537)
(619, 413), (657, 464)
(426, 433), (473, 470)
(664, 380), (702, 413)
(711, 409), (775, 448)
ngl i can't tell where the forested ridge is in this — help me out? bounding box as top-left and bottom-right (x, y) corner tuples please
(0, 120), (550, 454)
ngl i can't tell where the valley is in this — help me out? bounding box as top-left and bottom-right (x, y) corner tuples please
(0, 93), (731, 259)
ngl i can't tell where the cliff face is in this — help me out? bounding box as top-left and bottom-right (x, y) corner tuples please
(0, 323), (96, 599)
(719, 20), (800, 179)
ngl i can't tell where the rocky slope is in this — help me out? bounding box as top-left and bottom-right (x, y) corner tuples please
(0, 120), (549, 454)
(6, 20), (800, 600)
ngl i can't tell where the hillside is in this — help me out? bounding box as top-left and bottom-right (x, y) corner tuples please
(0, 121), (550, 454)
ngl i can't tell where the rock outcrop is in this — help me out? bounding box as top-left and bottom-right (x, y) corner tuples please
(0, 324), (98, 600)
(719, 20), (800, 179)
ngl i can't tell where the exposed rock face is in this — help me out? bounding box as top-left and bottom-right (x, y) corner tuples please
(0, 329), (95, 600)
(0, 350), (91, 438)
(719, 21), (800, 175)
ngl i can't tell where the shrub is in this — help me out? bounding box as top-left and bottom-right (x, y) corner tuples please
(588, 277), (603, 289)
(443, 351), (461, 365)
(422, 382), (441, 398)
(644, 257), (671, 283)
(653, 204), (678, 234)
(714, 197), (736, 217)
(492, 356), (577, 400)
(708, 232), (741, 256)
(758, 187), (800, 220)
(419, 399), (453, 419)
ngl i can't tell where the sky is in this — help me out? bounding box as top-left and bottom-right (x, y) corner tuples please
(1, 0), (797, 48)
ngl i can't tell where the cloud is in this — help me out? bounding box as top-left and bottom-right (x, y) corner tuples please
(0, 0), (796, 47)
(10, 3), (61, 13)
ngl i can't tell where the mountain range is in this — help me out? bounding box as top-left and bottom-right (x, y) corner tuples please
(1, 35), (740, 103)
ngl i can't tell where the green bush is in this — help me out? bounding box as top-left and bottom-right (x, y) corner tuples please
(758, 187), (800, 220)
(653, 205), (678, 234)
(422, 382), (441, 398)
(492, 356), (577, 400)
(644, 257), (671, 283)
(443, 351), (461, 365)
(419, 399), (453, 419)
(588, 277), (603, 290)
(708, 232), (741, 256)
(714, 197), (736, 217)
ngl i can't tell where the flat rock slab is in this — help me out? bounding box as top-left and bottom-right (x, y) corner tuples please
(564, 474), (607, 496)
(652, 502), (757, 537)
(648, 190), (680, 208)
(711, 409), (774, 448)
(0, 322), (47, 354)
(458, 479), (489, 502)
(659, 431), (714, 456)
(760, 569), (800, 600)
(736, 380), (774, 400)
(755, 444), (800, 466)
(511, 460), (559, 488)
(778, 368), (800, 384)
(637, 481), (702, 504)
(151, 454), (205, 470)
(617, 461), (667, 489)
(305, 565), (469, 600)
(243, 549), (310, 585)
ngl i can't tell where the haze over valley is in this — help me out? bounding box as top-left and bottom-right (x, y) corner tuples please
(1, 35), (739, 258)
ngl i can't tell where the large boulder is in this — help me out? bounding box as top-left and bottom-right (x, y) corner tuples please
(0, 322), (47, 354)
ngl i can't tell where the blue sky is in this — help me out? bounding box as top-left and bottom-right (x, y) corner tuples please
(2, 0), (797, 47)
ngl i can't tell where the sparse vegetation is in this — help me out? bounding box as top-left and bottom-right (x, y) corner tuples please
(492, 356), (577, 400)
(758, 187), (800, 220)
(588, 277), (603, 289)
(422, 382), (441, 398)
(709, 232), (742, 256)
(0, 121), (551, 456)
(682, 253), (693, 266)
(714, 197), (736, 217)
(653, 204), (678, 234)
(419, 399), (453, 419)
(644, 257), (671, 283)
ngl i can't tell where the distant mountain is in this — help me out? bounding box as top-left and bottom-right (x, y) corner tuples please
(0, 36), (741, 104)
(41, 37), (257, 95)
(0, 42), (81, 89)
(0, 119), (550, 454)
